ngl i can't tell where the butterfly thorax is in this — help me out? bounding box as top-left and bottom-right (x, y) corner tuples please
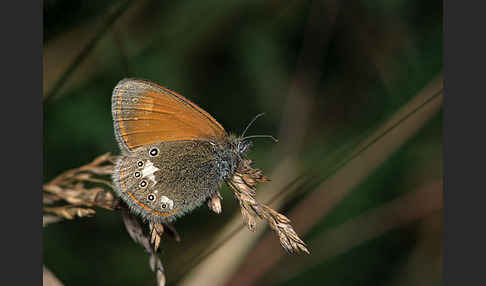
(219, 134), (252, 178)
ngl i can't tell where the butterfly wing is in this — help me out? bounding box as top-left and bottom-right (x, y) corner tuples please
(112, 78), (227, 153)
(112, 140), (225, 222)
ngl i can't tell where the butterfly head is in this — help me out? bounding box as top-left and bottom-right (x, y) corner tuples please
(237, 137), (253, 156)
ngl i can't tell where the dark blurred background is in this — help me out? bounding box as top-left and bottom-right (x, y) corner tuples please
(43, 0), (443, 285)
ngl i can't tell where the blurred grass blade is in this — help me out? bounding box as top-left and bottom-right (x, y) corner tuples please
(274, 180), (443, 283)
(43, 0), (133, 102)
(227, 76), (443, 285)
(43, 266), (64, 286)
(177, 75), (442, 285)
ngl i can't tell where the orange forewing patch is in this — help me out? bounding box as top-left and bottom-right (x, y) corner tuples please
(113, 79), (227, 151)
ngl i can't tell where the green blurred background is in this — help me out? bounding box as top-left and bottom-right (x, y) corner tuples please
(43, 0), (443, 285)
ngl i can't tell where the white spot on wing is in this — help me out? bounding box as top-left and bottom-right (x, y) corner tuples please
(160, 196), (174, 210)
(141, 160), (160, 186)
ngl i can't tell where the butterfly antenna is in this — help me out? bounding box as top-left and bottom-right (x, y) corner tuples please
(241, 113), (266, 138)
(242, 135), (279, 143)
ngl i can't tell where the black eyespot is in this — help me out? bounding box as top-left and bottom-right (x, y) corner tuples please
(161, 203), (167, 209)
(140, 180), (147, 188)
(148, 194), (155, 201)
(149, 148), (159, 157)
(134, 171), (141, 178)
(137, 161), (144, 167)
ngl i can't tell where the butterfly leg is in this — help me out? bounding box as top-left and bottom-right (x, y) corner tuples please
(207, 191), (223, 214)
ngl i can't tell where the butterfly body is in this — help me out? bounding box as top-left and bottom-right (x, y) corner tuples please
(111, 79), (251, 222)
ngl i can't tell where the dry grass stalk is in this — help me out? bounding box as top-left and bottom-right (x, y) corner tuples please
(43, 215), (63, 227)
(44, 206), (97, 220)
(43, 153), (176, 285)
(228, 158), (310, 254)
(42, 153), (118, 222)
(122, 208), (166, 286)
(43, 152), (308, 284)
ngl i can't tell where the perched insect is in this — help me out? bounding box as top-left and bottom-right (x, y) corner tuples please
(111, 78), (308, 254)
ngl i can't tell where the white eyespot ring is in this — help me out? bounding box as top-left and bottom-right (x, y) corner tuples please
(137, 161), (144, 167)
(149, 147), (159, 157)
(148, 194), (156, 201)
(140, 180), (147, 188)
(134, 171), (141, 178)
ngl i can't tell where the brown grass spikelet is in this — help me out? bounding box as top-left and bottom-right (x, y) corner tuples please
(43, 206), (96, 220)
(43, 153), (118, 223)
(227, 158), (310, 254)
(43, 152), (176, 285)
(149, 222), (165, 252)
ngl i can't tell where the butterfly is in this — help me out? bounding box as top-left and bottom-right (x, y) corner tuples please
(111, 78), (255, 222)
(111, 78), (308, 254)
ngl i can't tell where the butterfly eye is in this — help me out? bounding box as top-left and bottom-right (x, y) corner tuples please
(134, 171), (141, 178)
(161, 203), (167, 209)
(148, 194), (155, 201)
(149, 148), (159, 157)
(137, 161), (144, 167)
(140, 180), (147, 188)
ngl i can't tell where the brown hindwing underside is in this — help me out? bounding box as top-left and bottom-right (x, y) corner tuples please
(112, 140), (227, 222)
